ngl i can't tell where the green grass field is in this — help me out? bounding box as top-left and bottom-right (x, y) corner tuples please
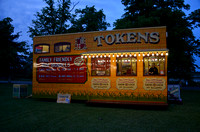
(0, 84), (200, 132)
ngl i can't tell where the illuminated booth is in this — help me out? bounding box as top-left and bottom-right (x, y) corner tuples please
(33, 26), (168, 105)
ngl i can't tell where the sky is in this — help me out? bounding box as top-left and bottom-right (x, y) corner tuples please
(0, 0), (200, 70)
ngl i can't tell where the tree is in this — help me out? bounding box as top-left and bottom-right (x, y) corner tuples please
(57, 0), (71, 33)
(29, 0), (58, 37)
(114, 0), (200, 81)
(0, 17), (29, 81)
(28, 0), (72, 37)
(69, 6), (110, 32)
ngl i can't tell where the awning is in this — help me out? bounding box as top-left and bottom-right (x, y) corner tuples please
(81, 49), (169, 55)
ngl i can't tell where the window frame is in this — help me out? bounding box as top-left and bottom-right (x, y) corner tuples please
(54, 42), (71, 53)
(143, 55), (166, 76)
(91, 57), (111, 76)
(116, 57), (137, 76)
(34, 43), (50, 54)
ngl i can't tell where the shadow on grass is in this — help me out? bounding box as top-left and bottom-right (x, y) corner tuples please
(86, 102), (169, 111)
(30, 97), (169, 110)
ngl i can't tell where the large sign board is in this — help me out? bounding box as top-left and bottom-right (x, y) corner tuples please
(143, 78), (166, 90)
(116, 78), (137, 90)
(36, 55), (87, 83)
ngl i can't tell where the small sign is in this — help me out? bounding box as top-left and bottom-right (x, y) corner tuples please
(116, 78), (137, 90)
(143, 78), (166, 90)
(57, 93), (71, 104)
(168, 85), (182, 101)
(91, 78), (110, 89)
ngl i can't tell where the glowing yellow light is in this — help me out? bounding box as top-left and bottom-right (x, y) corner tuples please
(156, 52), (159, 56)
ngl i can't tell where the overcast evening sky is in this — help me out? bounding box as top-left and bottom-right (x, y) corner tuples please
(0, 0), (200, 70)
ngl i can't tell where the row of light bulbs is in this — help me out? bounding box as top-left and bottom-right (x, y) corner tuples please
(91, 59), (165, 63)
(81, 52), (168, 58)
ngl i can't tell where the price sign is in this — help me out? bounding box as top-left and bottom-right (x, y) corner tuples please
(36, 55), (87, 83)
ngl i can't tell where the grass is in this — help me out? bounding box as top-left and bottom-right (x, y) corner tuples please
(0, 84), (200, 132)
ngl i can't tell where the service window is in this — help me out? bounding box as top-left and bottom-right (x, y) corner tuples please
(143, 56), (165, 76)
(54, 42), (71, 53)
(116, 57), (137, 76)
(35, 44), (50, 53)
(91, 58), (110, 76)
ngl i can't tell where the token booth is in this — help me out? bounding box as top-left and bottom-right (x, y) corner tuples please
(33, 26), (168, 104)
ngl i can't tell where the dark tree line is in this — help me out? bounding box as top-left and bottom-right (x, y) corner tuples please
(1, 0), (200, 82)
(0, 18), (31, 81)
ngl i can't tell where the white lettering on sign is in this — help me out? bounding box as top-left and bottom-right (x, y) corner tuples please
(94, 32), (160, 46)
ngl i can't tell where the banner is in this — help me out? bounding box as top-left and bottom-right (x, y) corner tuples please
(143, 78), (166, 90)
(36, 55), (87, 83)
(91, 78), (110, 89)
(116, 78), (137, 90)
